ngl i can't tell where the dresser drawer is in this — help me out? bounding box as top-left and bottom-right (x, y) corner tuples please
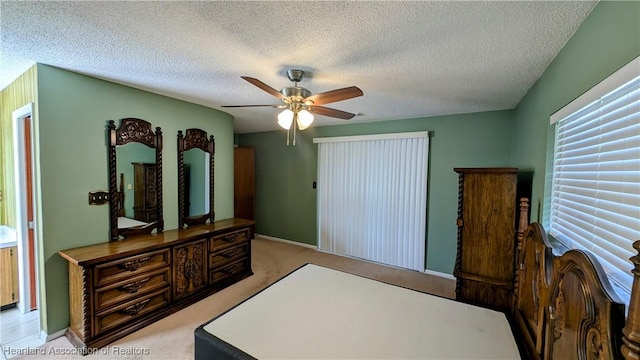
(209, 228), (250, 252)
(94, 249), (170, 287)
(209, 243), (248, 269)
(94, 288), (170, 336)
(95, 268), (170, 312)
(210, 257), (250, 285)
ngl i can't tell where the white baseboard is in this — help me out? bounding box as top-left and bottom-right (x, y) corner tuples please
(255, 234), (317, 249)
(423, 269), (456, 281)
(41, 328), (66, 342)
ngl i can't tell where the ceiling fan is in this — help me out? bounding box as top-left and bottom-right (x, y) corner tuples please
(223, 69), (363, 145)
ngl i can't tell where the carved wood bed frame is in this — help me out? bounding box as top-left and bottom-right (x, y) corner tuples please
(512, 201), (640, 359)
(114, 172), (156, 237)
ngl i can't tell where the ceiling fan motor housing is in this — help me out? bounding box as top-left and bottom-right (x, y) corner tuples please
(280, 86), (311, 102)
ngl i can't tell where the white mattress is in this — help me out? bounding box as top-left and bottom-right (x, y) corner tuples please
(204, 264), (520, 359)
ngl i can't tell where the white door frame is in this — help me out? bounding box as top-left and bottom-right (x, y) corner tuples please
(12, 103), (40, 316)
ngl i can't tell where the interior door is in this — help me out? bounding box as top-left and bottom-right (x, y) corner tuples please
(22, 116), (37, 311)
(234, 147), (255, 220)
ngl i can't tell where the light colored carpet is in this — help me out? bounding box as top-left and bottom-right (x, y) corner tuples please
(9, 237), (454, 360)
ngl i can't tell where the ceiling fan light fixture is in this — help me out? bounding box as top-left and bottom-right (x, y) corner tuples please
(297, 109), (314, 130)
(277, 109), (294, 129)
(225, 70), (363, 142)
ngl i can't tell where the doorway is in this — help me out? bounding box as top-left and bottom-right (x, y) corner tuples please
(10, 103), (40, 321)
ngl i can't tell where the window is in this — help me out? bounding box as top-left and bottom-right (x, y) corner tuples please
(550, 56), (640, 298)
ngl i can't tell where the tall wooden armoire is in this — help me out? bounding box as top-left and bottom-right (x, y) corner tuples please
(234, 147), (255, 220)
(133, 162), (157, 222)
(453, 167), (521, 311)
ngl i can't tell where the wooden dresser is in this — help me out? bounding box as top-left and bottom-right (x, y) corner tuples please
(58, 218), (254, 352)
(453, 168), (524, 311)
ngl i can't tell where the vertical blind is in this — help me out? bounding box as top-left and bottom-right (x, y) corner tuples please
(314, 132), (429, 271)
(550, 58), (640, 294)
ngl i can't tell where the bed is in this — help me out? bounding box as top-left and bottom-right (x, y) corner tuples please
(195, 222), (640, 359)
(114, 173), (153, 236)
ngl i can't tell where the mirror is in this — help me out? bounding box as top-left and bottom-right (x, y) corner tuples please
(108, 118), (163, 240)
(178, 129), (214, 228)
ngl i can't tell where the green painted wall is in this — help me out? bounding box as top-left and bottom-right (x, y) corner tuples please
(511, 1), (640, 225)
(238, 110), (514, 274)
(35, 64), (234, 334)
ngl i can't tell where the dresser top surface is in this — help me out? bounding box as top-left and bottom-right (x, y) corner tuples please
(58, 218), (255, 266)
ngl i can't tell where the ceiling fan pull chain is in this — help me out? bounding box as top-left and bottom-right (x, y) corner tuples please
(293, 113), (297, 146)
(286, 127), (290, 146)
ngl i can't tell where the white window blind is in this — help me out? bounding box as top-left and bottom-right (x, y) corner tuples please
(314, 132), (429, 271)
(550, 57), (640, 295)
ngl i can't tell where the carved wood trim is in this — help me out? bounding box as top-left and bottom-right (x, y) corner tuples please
(219, 247), (244, 259)
(513, 198), (530, 311)
(120, 298), (151, 316)
(586, 316), (604, 360)
(156, 126), (163, 232)
(114, 118), (156, 148)
(108, 120), (118, 241)
(183, 128), (210, 152)
(178, 131), (185, 229)
(622, 240), (640, 359)
(453, 172), (464, 298)
(175, 247), (188, 296)
(210, 135), (215, 223)
(117, 256), (151, 272)
(119, 278), (150, 294)
(81, 267), (92, 340)
(550, 278), (565, 341)
(543, 250), (625, 360)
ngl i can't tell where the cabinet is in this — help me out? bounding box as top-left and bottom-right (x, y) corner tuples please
(173, 239), (207, 300)
(234, 147), (255, 220)
(133, 163), (157, 222)
(453, 168), (523, 311)
(0, 246), (19, 307)
(58, 218), (254, 352)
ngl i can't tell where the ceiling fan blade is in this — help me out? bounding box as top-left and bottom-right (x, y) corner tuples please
(304, 86), (363, 105)
(221, 104), (278, 108)
(241, 76), (285, 99)
(311, 106), (357, 120)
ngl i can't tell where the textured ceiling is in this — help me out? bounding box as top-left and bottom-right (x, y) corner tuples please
(1, 1), (596, 133)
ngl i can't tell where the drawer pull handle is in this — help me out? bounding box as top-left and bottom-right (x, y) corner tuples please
(222, 234), (240, 243)
(118, 256), (151, 272)
(120, 278), (150, 294)
(220, 248), (242, 259)
(221, 263), (242, 275)
(121, 298), (151, 316)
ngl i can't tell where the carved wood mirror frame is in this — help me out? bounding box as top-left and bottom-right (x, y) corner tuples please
(108, 118), (164, 241)
(178, 129), (215, 228)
